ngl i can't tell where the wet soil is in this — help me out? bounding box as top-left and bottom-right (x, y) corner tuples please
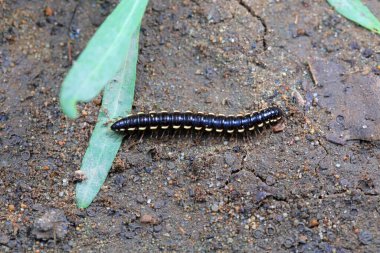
(1, 0), (380, 252)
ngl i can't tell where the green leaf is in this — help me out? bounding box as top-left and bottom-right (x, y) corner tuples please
(75, 26), (140, 208)
(327, 0), (380, 34)
(60, 0), (149, 118)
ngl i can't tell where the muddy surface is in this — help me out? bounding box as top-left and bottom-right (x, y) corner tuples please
(1, 0), (380, 252)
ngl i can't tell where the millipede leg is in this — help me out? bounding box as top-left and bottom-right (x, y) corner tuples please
(196, 131), (202, 142)
(139, 131), (145, 142)
(200, 130), (205, 140)
(128, 132), (136, 142)
(185, 129), (191, 139)
(248, 132), (253, 142)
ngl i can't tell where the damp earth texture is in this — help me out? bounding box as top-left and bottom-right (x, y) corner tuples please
(1, 0), (380, 252)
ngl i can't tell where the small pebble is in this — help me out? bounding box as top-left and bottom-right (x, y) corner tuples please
(224, 152), (236, 166)
(358, 230), (373, 245)
(253, 229), (264, 239)
(74, 170), (86, 182)
(140, 214), (159, 224)
(266, 225), (276, 236)
(266, 175), (276, 186)
(362, 48), (373, 58)
(8, 204), (15, 212)
(309, 218), (319, 228)
(256, 191), (268, 203)
(44, 6), (54, 16)
(167, 161), (176, 170)
(299, 234), (308, 243)
(0, 233), (10, 245)
(153, 200), (165, 209)
(339, 178), (350, 188)
(372, 66), (380, 75)
(32, 209), (69, 240)
(211, 203), (219, 212)
(283, 237), (294, 249)
(136, 195), (144, 204)
(21, 151), (31, 161)
(62, 178), (68, 186)
(93, 98), (102, 106)
(153, 225), (162, 233)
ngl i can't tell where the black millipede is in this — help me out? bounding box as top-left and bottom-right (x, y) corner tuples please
(111, 107), (283, 134)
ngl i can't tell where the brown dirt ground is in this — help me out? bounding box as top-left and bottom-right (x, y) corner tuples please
(1, 0), (380, 252)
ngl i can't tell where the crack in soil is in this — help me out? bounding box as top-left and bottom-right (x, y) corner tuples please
(224, 149), (270, 188)
(224, 152), (247, 186)
(237, 0), (268, 50)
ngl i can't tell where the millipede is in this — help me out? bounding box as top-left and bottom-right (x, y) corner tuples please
(111, 107), (283, 135)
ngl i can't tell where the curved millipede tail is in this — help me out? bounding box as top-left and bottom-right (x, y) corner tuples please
(111, 107), (283, 134)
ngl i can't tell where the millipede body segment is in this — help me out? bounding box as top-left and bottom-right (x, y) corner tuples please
(111, 107), (283, 134)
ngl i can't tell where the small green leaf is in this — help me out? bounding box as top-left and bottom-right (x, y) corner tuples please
(75, 27), (140, 208)
(60, 0), (149, 118)
(327, 0), (380, 34)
